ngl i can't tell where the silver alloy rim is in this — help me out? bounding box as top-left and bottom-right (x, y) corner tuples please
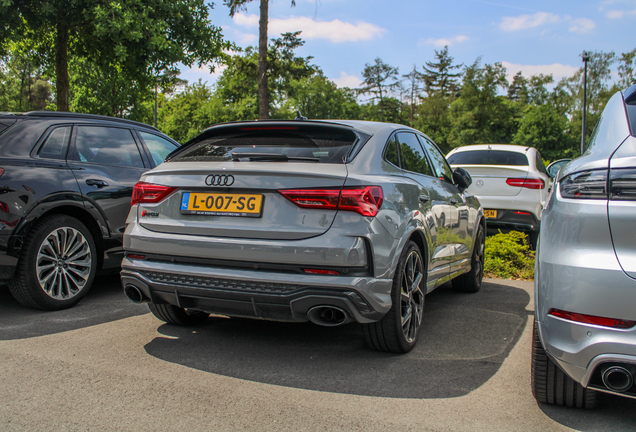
(400, 250), (424, 343)
(36, 226), (92, 300)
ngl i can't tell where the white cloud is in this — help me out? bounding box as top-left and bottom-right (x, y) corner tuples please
(499, 12), (561, 31)
(331, 72), (362, 89)
(501, 61), (578, 84)
(499, 12), (596, 33)
(605, 8), (636, 18)
(419, 35), (470, 47)
(607, 9), (625, 18)
(232, 13), (386, 43)
(569, 18), (596, 33)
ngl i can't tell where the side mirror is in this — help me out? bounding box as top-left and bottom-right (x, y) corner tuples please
(453, 167), (472, 192)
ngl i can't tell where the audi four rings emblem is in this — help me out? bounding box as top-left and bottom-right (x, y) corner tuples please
(205, 174), (235, 186)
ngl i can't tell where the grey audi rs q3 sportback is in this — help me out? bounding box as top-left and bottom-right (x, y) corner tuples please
(533, 85), (636, 407)
(121, 120), (485, 353)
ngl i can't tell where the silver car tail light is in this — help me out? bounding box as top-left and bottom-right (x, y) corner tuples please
(279, 186), (383, 217)
(560, 170), (608, 199)
(131, 182), (178, 205)
(610, 168), (636, 200)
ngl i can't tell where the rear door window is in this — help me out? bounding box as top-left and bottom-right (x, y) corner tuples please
(396, 132), (434, 177)
(172, 125), (358, 164)
(418, 136), (454, 182)
(447, 150), (529, 166)
(70, 126), (145, 168)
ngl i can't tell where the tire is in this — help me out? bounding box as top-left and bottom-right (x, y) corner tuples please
(362, 241), (426, 353)
(454, 225), (485, 293)
(9, 215), (97, 310)
(531, 319), (598, 408)
(148, 303), (209, 326)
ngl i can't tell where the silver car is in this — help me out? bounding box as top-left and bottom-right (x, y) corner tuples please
(533, 85), (636, 407)
(120, 120), (485, 353)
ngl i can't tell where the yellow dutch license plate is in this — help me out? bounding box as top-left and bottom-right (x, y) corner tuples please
(180, 192), (264, 217)
(484, 209), (498, 218)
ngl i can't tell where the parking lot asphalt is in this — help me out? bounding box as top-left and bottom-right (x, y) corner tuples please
(1, 276), (635, 431)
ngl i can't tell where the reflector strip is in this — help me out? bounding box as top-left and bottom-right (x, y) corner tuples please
(549, 308), (636, 329)
(303, 269), (340, 275)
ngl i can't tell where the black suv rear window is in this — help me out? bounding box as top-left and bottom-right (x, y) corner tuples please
(171, 125), (358, 164)
(447, 150), (529, 166)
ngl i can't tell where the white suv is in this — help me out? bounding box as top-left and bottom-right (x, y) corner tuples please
(447, 144), (551, 247)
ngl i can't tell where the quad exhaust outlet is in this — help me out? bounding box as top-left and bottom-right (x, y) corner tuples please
(123, 284), (150, 304)
(601, 365), (634, 393)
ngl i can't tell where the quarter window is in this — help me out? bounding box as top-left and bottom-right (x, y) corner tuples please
(384, 135), (400, 167)
(138, 131), (178, 166)
(38, 126), (71, 160)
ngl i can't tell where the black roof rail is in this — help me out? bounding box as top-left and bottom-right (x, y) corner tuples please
(22, 111), (159, 131)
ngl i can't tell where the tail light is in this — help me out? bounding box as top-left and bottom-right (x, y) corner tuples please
(506, 178), (545, 189)
(131, 182), (177, 205)
(0, 168), (4, 177)
(279, 186), (383, 217)
(560, 170), (607, 199)
(549, 309), (635, 329)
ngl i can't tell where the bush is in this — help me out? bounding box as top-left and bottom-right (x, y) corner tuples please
(484, 231), (535, 280)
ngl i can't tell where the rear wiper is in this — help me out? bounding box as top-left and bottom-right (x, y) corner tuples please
(231, 152), (319, 162)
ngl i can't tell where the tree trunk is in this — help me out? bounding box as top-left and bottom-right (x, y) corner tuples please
(55, 20), (70, 112)
(258, 0), (269, 119)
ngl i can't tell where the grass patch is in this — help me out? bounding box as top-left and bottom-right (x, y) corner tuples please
(484, 231), (535, 280)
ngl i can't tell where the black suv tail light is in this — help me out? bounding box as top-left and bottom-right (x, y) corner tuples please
(560, 170), (608, 199)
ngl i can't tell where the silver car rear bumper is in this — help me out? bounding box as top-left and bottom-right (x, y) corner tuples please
(121, 257), (392, 323)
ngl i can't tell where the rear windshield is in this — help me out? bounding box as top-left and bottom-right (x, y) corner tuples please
(0, 120), (15, 135)
(447, 150), (529, 166)
(171, 125), (358, 164)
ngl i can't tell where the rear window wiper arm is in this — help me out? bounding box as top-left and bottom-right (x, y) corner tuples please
(231, 152), (319, 162)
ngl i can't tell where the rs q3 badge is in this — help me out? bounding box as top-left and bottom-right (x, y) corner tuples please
(206, 174), (235, 186)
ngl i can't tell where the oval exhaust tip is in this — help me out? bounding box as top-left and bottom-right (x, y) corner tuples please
(602, 366), (634, 393)
(307, 306), (349, 327)
(124, 285), (148, 304)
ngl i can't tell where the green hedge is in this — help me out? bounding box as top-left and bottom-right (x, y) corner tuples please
(484, 231), (535, 280)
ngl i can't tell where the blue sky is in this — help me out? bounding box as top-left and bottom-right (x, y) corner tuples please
(180, 0), (636, 90)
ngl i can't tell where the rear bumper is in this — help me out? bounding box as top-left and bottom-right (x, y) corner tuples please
(120, 257), (392, 323)
(484, 209), (540, 233)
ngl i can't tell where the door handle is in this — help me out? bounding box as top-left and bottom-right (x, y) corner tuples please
(450, 198), (458, 205)
(86, 179), (108, 188)
(419, 194), (430, 203)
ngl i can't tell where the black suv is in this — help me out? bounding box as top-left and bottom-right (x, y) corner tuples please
(0, 111), (180, 310)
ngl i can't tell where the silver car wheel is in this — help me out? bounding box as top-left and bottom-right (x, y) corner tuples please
(400, 249), (424, 343)
(36, 226), (92, 300)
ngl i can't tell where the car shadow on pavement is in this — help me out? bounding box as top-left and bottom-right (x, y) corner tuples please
(538, 394), (636, 431)
(0, 272), (148, 341)
(144, 280), (530, 399)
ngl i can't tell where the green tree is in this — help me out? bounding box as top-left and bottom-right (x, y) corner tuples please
(618, 48), (636, 89)
(0, 0), (226, 111)
(288, 73), (360, 119)
(359, 57), (400, 122)
(447, 59), (518, 147)
(224, 0), (297, 119)
(512, 104), (576, 160)
(420, 45), (462, 97)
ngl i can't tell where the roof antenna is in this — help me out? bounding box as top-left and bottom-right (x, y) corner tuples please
(295, 110), (307, 120)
